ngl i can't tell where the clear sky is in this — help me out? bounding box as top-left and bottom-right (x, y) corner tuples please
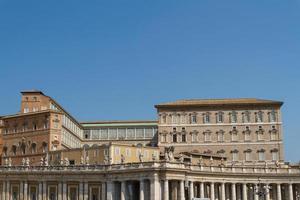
(0, 0), (299, 162)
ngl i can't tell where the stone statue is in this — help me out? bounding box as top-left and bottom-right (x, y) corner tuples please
(8, 158), (12, 167)
(139, 153), (143, 163)
(4, 158), (8, 166)
(40, 157), (44, 166)
(44, 155), (48, 166)
(104, 155), (109, 165)
(64, 158), (69, 166)
(85, 156), (89, 165)
(22, 158), (26, 166)
(178, 153), (184, 163)
(209, 156), (213, 166)
(25, 157), (30, 166)
(198, 156), (203, 166)
(164, 152), (169, 161)
(165, 146), (175, 161)
(80, 156), (84, 165)
(152, 153), (156, 161)
(60, 159), (64, 166)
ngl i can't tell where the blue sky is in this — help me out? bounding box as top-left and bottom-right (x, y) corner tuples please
(0, 0), (299, 162)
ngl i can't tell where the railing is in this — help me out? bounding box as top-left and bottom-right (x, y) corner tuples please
(0, 161), (299, 175)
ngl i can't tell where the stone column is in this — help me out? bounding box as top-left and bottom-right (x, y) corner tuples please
(38, 182), (43, 200)
(179, 180), (185, 200)
(289, 183), (294, 200)
(106, 181), (113, 200)
(277, 184), (282, 200)
(20, 181), (24, 200)
(140, 179), (145, 200)
(58, 182), (62, 200)
(265, 184), (270, 200)
(121, 181), (126, 200)
(242, 183), (247, 200)
(231, 183), (236, 200)
(24, 181), (28, 200)
(254, 185), (258, 200)
(79, 182), (84, 200)
(62, 182), (67, 200)
(150, 174), (160, 200)
(221, 183), (225, 200)
(189, 181), (194, 200)
(101, 182), (106, 200)
(42, 181), (47, 200)
(84, 182), (89, 200)
(200, 182), (204, 198)
(5, 181), (10, 200)
(164, 180), (169, 200)
(2, 182), (5, 200)
(210, 182), (215, 200)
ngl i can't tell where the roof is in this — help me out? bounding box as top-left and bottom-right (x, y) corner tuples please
(81, 120), (158, 127)
(21, 90), (44, 95)
(155, 98), (283, 108)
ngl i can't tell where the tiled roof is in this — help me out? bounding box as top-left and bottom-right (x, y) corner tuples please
(155, 98), (283, 108)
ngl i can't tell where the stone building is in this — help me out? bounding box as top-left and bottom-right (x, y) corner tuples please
(0, 91), (299, 200)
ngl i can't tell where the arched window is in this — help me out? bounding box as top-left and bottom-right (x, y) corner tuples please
(3, 146), (7, 156)
(31, 143), (37, 154)
(42, 142), (48, 153)
(12, 145), (17, 156)
(21, 143), (26, 155)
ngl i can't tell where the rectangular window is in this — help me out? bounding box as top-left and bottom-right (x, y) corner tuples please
(115, 147), (120, 156)
(245, 152), (251, 161)
(118, 128), (126, 139)
(204, 133), (211, 142)
(24, 108), (29, 113)
(217, 133), (224, 142)
(204, 113), (210, 124)
(272, 151), (278, 161)
(232, 152), (238, 161)
(109, 129), (117, 139)
(231, 111), (237, 123)
(191, 115), (197, 124)
(217, 113), (223, 123)
(182, 134), (186, 142)
(136, 128), (144, 139)
(258, 152), (265, 161)
(145, 128), (153, 138)
(127, 128), (135, 139)
(192, 134), (197, 142)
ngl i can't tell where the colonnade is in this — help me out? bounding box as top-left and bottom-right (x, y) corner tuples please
(0, 177), (160, 200)
(162, 180), (300, 200)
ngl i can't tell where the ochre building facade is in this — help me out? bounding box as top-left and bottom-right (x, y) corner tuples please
(0, 91), (299, 200)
